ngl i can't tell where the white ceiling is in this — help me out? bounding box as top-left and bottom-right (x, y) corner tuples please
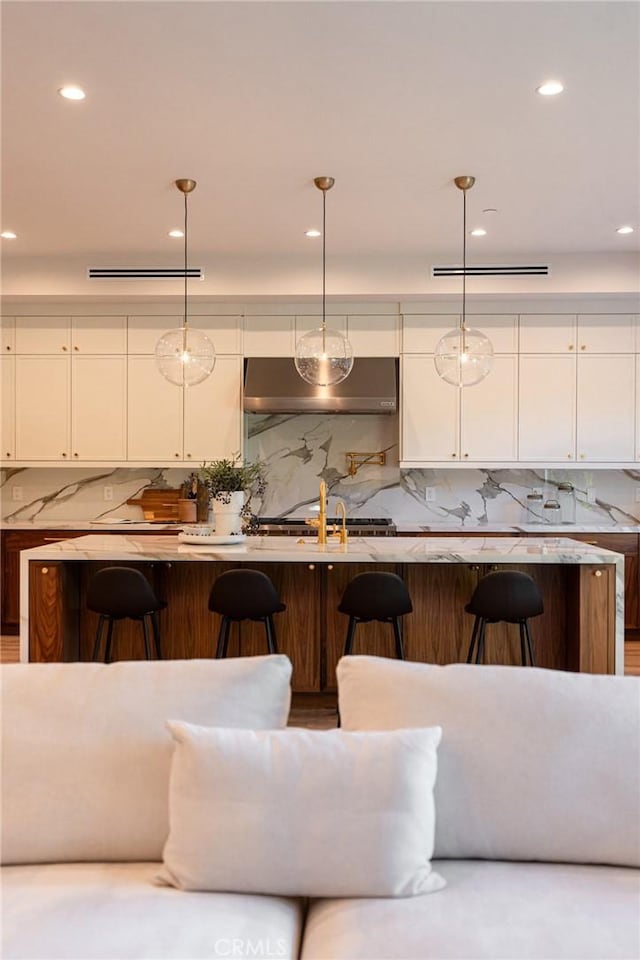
(2, 0), (639, 266)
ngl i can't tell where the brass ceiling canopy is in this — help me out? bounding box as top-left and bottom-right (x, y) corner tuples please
(313, 176), (335, 192)
(454, 175), (475, 192)
(175, 178), (196, 194)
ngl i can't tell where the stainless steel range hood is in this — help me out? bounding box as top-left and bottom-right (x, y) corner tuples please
(243, 357), (397, 414)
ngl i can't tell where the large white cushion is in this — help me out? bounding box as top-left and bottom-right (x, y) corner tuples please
(1, 657), (292, 864)
(301, 859), (640, 960)
(337, 657), (640, 866)
(160, 723), (446, 898)
(1, 862), (304, 960)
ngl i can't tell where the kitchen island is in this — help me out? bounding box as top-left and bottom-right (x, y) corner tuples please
(21, 534), (624, 688)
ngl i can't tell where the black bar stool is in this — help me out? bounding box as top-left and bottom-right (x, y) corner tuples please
(338, 572), (412, 659)
(465, 570), (543, 666)
(87, 566), (166, 663)
(208, 569), (286, 658)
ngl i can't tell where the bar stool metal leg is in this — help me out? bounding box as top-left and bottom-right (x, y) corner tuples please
(104, 618), (115, 664)
(467, 616), (480, 663)
(524, 620), (536, 666)
(265, 616), (278, 655)
(151, 611), (162, 660)
(392, 617), (405, 660)
(221, 618), (232, 659)
(92, 614), (105, 662)
(141, 616), (152, 661)
(344, 617), (358, 656)
(518, 621), (527, 666)
(475, 618), (486, 664)
(215, 619), (226, 659)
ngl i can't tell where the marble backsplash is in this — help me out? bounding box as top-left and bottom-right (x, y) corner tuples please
(2, 413), (640, 527)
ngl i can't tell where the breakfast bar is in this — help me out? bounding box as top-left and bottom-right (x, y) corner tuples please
(21, 534), (624, 688)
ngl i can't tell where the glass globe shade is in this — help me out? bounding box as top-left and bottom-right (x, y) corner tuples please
(155, 326), (216, 387)
(434, 327), (494, 387)
(294, 326), (354, 386)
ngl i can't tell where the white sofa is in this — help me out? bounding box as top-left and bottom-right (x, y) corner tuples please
(2, 655), (639, 960)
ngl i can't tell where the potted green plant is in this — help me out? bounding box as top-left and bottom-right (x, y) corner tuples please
(199, 455), (266, 536)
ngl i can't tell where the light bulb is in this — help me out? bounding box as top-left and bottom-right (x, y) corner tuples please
(434, 328), (493, 387)
(155, 327), (216, 386)
(294, 327), (354, 386)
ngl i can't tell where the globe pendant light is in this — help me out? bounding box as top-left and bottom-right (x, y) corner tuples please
(155, 179), (216, 387)
(434, 176), (493, 387)
(294, 176), (354, 386)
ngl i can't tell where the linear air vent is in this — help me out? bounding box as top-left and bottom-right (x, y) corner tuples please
(432, 264), (549, 278)
(88, 267), (204, 280)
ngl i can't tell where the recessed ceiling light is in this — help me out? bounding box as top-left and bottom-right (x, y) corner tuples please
(58, 85), (86, 101)
(470, 228), (487, 237)
(616, 225), (634, 235)
(168, 230), (184, 238)
(0, 231), (17, 240)
(536, 80), (564, 97)
(305, 229), (321, 238)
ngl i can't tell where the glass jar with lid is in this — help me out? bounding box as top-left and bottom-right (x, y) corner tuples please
(543, 498), (562, 524)
(525, 491), (544, 524)
(557, 482), (576, 525)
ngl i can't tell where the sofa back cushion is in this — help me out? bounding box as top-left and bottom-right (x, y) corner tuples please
(337, 656), (640, 867)
(1, 656), (292, 865)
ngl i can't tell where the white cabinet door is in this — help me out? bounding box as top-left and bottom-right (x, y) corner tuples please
(519, 314), (576, 353)
(576, 314), (636, 353)
(577, 355), (635, 462)
(468, 315), (518, 354)
(15, 356), (70, 460)
(15, 316), (71, 354)
(184, 356), (243, 463)
(346, 315), (399, 356)
(71, 316), (126, 354)
(244, 316), (295, 356)
(1, 355), (15, 460)
(1, 317), (15, 354)
(402, 315), (458, 353)
(72, 357), (127, 461)
(191, 315), (242, 354)
(518, 355), (576, 461)
(127, 316), (182, 354)
(401, 355), (459, 462)
(460, 355), (518, 461)
(128, 357), (183, 461)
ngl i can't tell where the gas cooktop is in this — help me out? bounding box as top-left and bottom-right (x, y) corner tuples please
(258, 517), (396, 536)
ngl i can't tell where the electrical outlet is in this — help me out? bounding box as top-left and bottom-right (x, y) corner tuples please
(12, 486), (23, 502)
(103, 486), (113, 502)
(424, 487), (436, 502)
(587, 487), (596, 503)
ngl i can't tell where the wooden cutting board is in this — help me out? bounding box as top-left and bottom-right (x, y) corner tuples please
(126, 488), (181, 521)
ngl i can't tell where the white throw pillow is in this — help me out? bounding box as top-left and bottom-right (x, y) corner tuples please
(159, 723), (445, 898)
(337, 656), (640, 868)
(1, 656), (292, 865)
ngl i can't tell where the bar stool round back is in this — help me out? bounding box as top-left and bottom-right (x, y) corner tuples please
(338, 571), (412, 660)
(87, 566), (165, 663)
(465, 570), (543, 666)
(208, 569), (286, 658)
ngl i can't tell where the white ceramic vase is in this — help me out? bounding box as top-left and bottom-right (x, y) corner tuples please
(208, 491), (245, 536)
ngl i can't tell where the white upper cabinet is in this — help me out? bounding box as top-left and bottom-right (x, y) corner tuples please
(127, 357), (183, 461)
(518, 354), (576, 462)
(401, 355), (460, 462)
(460, 355), (518, 461)
(576, 355), (635, 462)
(244, 316), (295, 356)
(71, 357), (127, 461)
(1, 355), (15, 460)
(636, 356), (640, 461)
(468, 315), (518, 354)
(190, 315), (242, 355)
(347, 315), (399, 356)
(127, 316), (182, 354)
(15, 316), (71, 354)
(576, 314), (636, 353)
(184, 356), (243, 463)
(295, 315), (347, 341)
(15, 356), (71, 460)
(519, 314), (577, 353)
(402, 315), (458, 353)
(71, 316), (126, 354)
(1, 317), (15, 353)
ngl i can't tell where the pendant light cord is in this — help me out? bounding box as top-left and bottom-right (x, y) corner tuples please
(183, 191), (189, 356)
(322, 187), (327, 354)
(461, 186), (467, 355)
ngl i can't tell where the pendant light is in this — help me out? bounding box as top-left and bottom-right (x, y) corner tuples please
(434, 176), (493, 387)
(294, 176), (354, 386)
(155, 179), (216, 387)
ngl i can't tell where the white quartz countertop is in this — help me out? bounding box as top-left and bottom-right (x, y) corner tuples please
(394, 523), (640, 534)
(0, 520), (180, 531)
(20, 533), (623, 565)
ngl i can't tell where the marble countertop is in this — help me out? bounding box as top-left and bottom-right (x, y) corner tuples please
(19, 533), (623, 565)
(395, 523), (640, 534)
(0, 519), (180, 531)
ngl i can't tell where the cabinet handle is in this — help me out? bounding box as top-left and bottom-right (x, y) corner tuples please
(464, 453), (469, 458)
(187, 453), (192, 459)
(567, 453), (573, 459)
(74, 345), (79, 351)
(61, 452), (67, 457)
(580, 345), (586, 351)
(308, 564), (315, 571)
(5, 452), (11, 457)
(43, 538), (63, 542)
(41, 567), (49, 574)
(580, 453), (586, 459)
(451, 453), (457, 458)
(327, 564), (334, 571)
(62, 345), (68, 352)
(73, 453), (79, 458)
(174, 453), (180, 458)
(5, 345), (10, 351)
(568, 344), (574, 351)
(469, 564), (480, 571)
(586, 540), (597, 545)
(594, 570), (603, 578)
